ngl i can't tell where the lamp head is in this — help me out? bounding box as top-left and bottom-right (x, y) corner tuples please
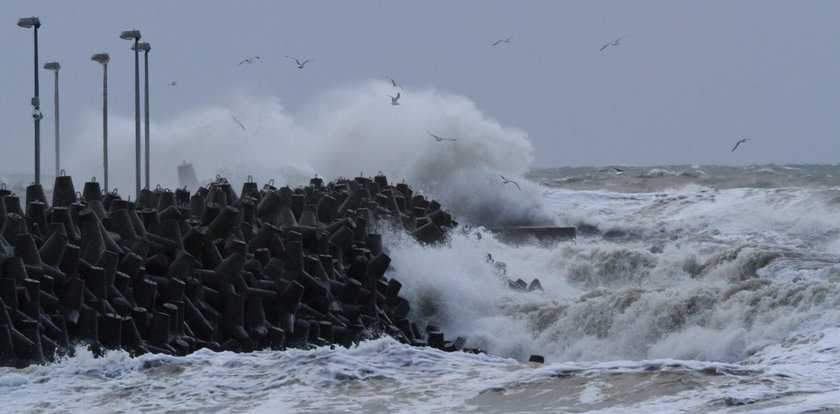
(17, 17), (41, 28)
(91, 53), (110, 64)
(119, 29), (141, 40)
(43, 62), (60, 71)
(131, 42), (151, 52)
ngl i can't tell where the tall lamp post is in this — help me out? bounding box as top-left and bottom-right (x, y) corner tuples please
(17, 16), (42, 184)
(91, 53), (110, 192)
(43, 61), (61, 178)
(132, 41), (151, 189)
(120, 29), (142, 199)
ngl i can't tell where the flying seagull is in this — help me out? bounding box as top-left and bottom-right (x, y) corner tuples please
(387, 77), (404, 90)
(499, 174), (522, 191)
(230, 114), (246, 131)
(389, 92), (401, 105)
(286, 55), (313, 69)
(613, 167), (624, 175)
(239, 56), (260, 65)
(170, 81), (177, 87)
(599, 36), (626, 51)
(492, 37), (512, 46)
(427, 131), (457, 142)
(731, 138), (749, 152)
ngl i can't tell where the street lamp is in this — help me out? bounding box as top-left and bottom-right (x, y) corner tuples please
(43, 61), (60, 178)
(132, 41), (151, 190)
(120, 29), (142, 199)
(91, 53), (110, 192)
(18, 16), (42, 184)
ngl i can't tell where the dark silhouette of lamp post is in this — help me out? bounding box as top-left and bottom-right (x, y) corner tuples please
(43, 61), (61, 178)
(91, 53), (110, 192)
(18, 16), (43, 184)
(132, 41), (151, 189)
(120, 29), (142, 198)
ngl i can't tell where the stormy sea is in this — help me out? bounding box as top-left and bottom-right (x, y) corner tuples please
(3, 163), (840, 413)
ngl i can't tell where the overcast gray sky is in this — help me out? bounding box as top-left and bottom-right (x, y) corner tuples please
(3, 0), (840, 180)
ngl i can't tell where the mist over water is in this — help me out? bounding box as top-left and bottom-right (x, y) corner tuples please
(64, 81), (554, 227)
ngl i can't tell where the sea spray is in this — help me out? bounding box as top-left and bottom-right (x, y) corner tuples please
(64, 81), (555, 228)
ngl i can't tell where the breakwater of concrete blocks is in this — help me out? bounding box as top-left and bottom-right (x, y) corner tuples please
(0, 173), (470, 368)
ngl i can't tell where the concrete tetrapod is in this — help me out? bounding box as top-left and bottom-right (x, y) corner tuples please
(0, 174), (465, 367)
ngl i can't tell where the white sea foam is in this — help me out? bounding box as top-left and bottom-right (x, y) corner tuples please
(5, 329), (840, 413)
(375, 183), (840, 367)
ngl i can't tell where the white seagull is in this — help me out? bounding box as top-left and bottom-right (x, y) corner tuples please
(239, 56), (260, 65)
(230, 114), (246, 131)
(387, 77), (404, 90)
(599, 36), (626, 51)
(499, 174), (522, 191)
(389, 92), (401, 105)
(427, 131), (457, 142)
(613, 167), (624, 175)
(731, 138), (749, 152)
(286, 55), (313, 69)
(492, 37), (512, 46)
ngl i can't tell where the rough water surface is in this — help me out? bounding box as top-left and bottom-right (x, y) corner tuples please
(4, 164), (840, 413)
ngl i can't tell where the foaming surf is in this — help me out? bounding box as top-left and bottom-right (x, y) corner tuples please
(5, 330), (840, 413)
(372, 172), (840, 365)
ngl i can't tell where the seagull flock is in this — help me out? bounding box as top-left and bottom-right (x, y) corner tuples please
(219, 34), (745, 191)
(222, 36), (629, 192)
